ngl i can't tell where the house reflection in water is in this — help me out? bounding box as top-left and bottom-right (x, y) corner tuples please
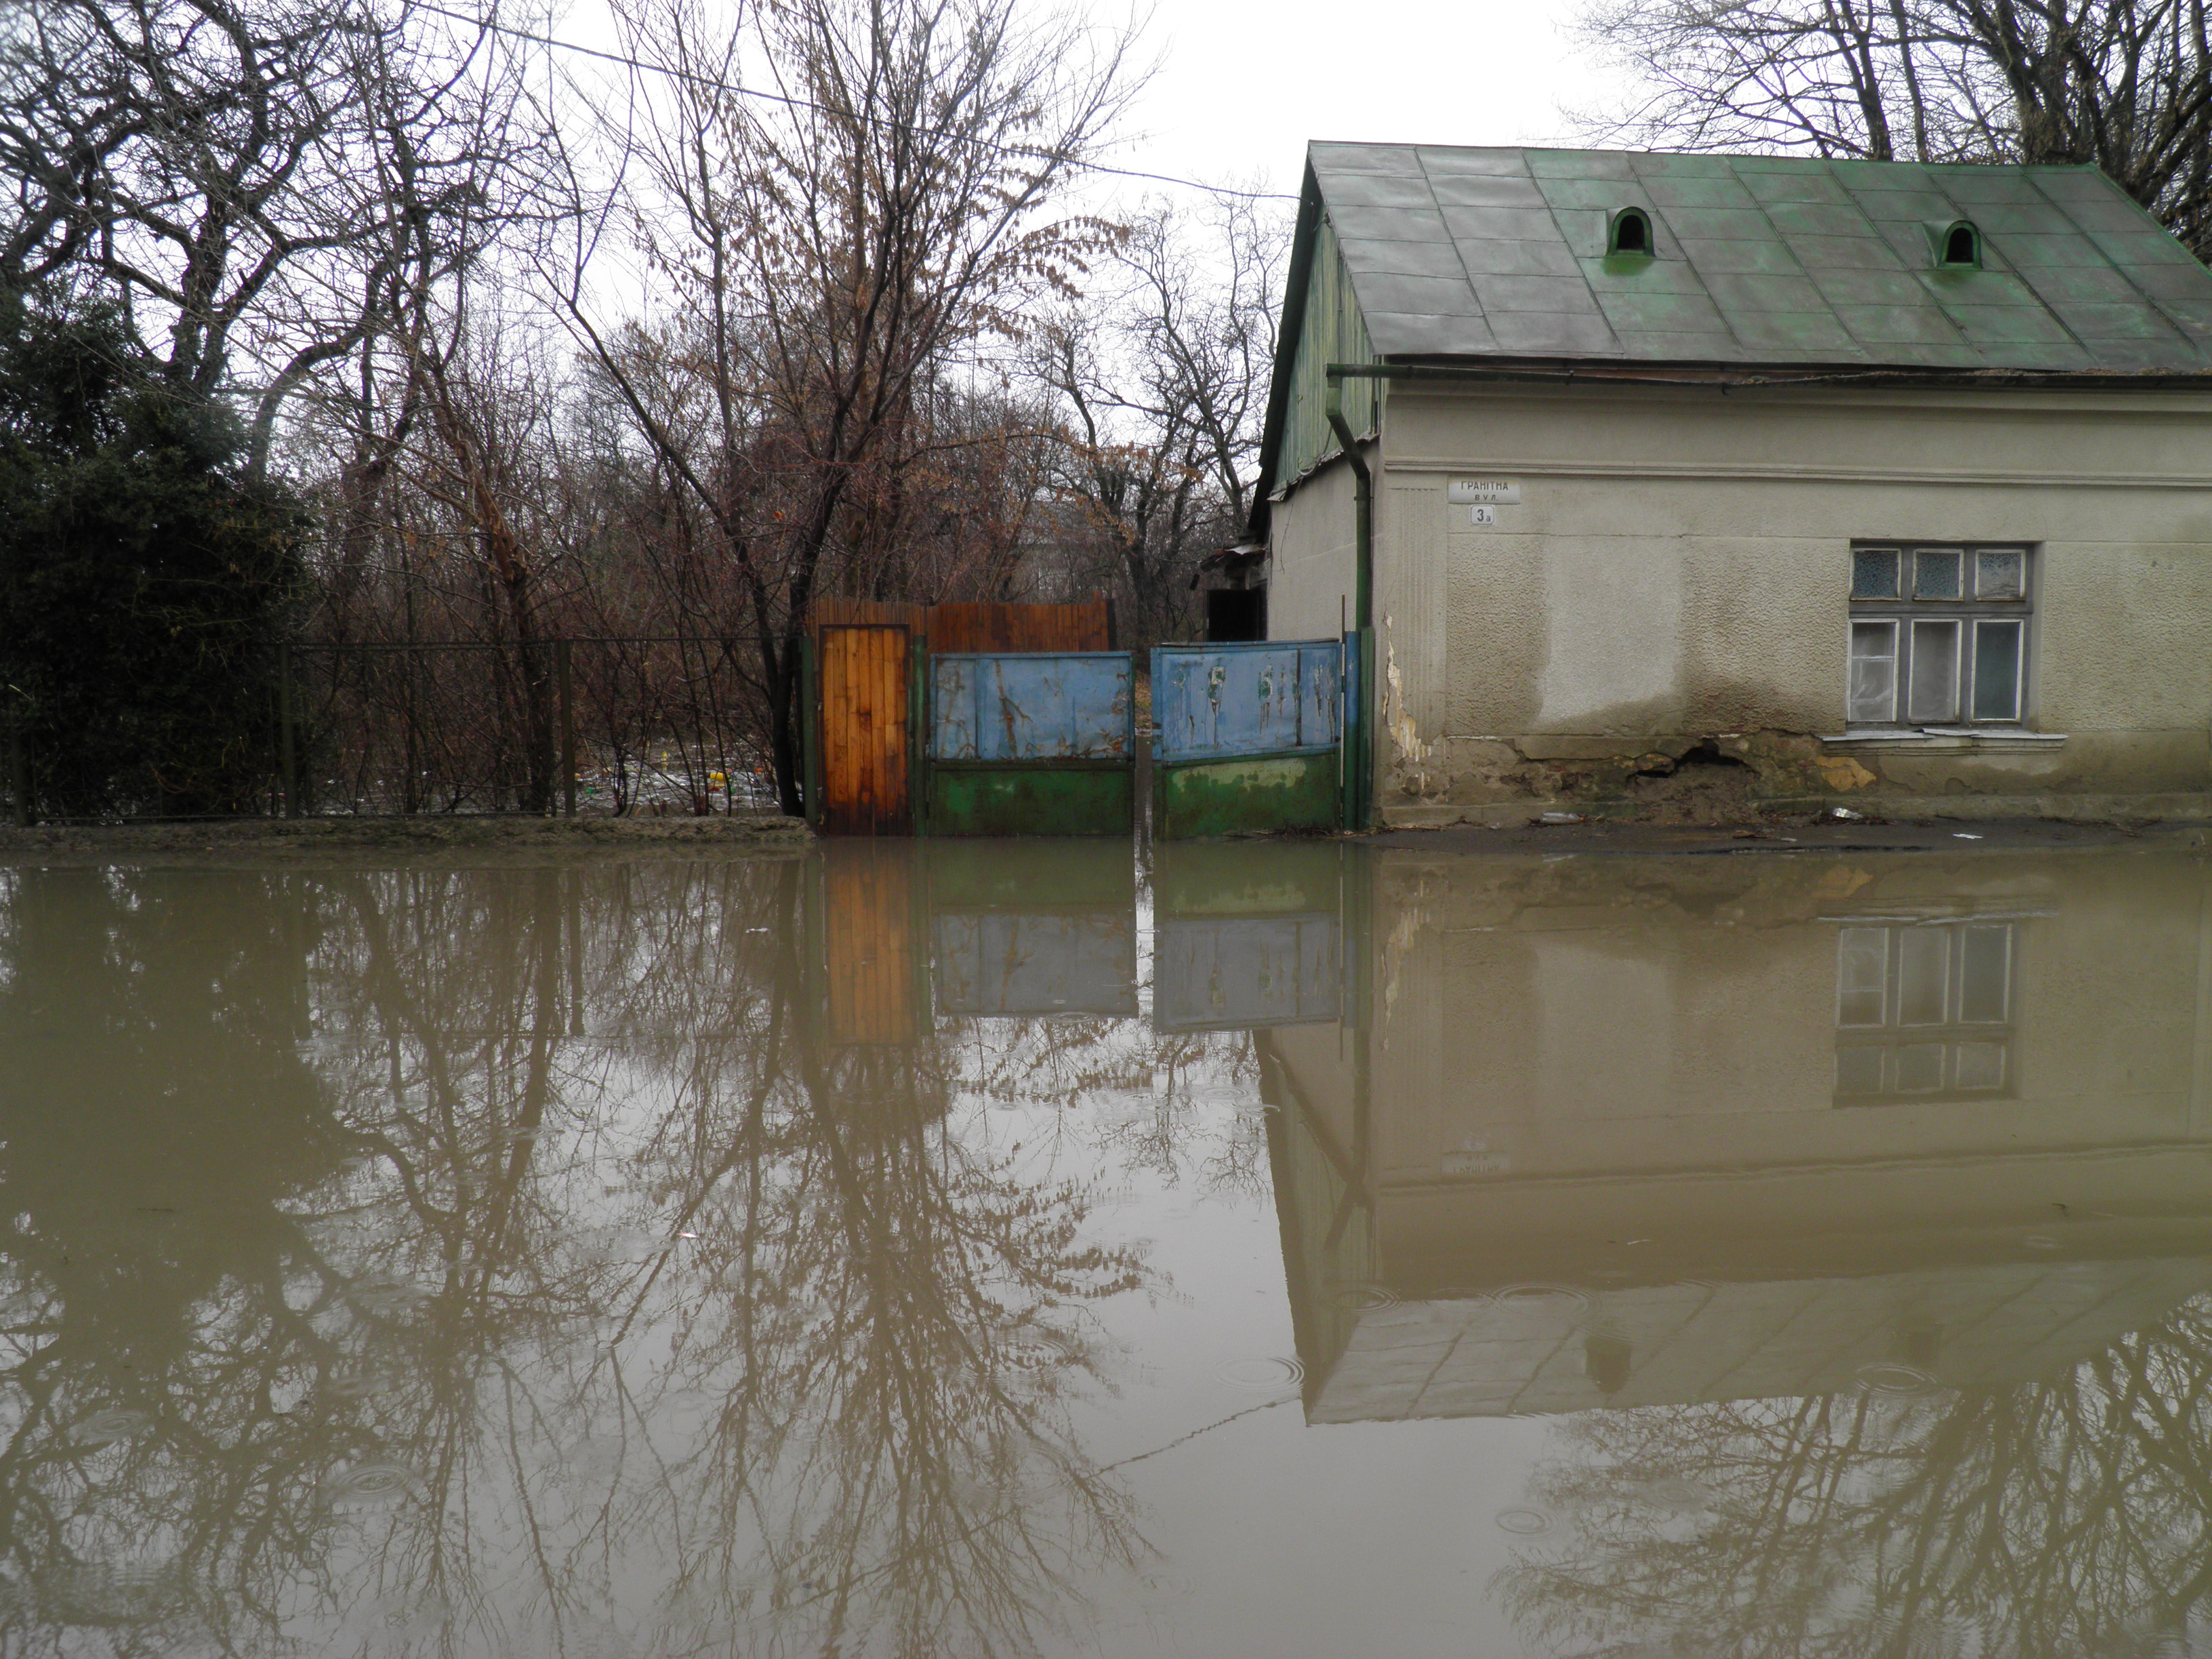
(1257, 851), (2212, 1424)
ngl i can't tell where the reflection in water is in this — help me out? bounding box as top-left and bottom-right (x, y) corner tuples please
(1836, 916), (2019, 1098)
(1, 844), (2211, 1655)
(0, 853), (1171, 1655)
(1264, 848), (2212, 1657)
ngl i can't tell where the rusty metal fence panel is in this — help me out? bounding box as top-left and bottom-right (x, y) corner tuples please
(1150, 640), (1345, 840)
(924, 651), (1135, 837)
(930, 653), (1133, 762)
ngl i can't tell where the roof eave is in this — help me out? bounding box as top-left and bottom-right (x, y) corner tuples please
(1349, 355), (2212, 392)
(1244, 160), (1327, 547)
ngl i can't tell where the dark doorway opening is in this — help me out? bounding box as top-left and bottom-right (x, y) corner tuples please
(1206, 589), (1267, 643)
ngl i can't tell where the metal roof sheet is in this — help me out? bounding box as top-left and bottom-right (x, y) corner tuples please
(1309, 143), (2212, 371)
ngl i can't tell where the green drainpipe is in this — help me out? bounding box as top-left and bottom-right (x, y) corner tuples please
(1326, 368), (1376, 832)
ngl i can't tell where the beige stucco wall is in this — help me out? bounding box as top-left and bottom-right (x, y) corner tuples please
(1267, 382), (2212, 815)
(1263, 849), (2212, 1286)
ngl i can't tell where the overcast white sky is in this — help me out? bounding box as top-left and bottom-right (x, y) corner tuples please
(1097, 0), (1616, 202)
(541, 0), (1629, 325)
(552, 0), (1621, 214)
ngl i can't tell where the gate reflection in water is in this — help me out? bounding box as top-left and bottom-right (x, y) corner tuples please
(4, 844), (2212, 1656)
(927, 840), (1137, 1018)
(1151, 842), (1344, 1033)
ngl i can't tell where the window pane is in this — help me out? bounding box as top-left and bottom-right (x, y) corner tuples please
(1908, 619), (1960, 722)
(1898, 928), (1950, 1025)
(1849, 621), (1898, 723)
(1959, 924), (2011, 1021)
(1973, 619), (2022, 720)
(1836, 1046), (1885, 1094)
(1853, 548), (1900, 598)
(1954, 1041), (2007, 1090)
(1837, 928), (1889, 1025)
(1893, 1043), (1947, 1092)
(1914, 548), (1963, 599)
(1976, 549), (2024, 599)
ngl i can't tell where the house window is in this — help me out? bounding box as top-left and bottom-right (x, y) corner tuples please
(1938, 220), (1982, 268)
(1609, 207), (1652, 257)
(1847, 544), (2030, 727)
(1835, 920), (2016, 1101)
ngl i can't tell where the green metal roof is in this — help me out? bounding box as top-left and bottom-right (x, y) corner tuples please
(1307, 143), (2212, 371)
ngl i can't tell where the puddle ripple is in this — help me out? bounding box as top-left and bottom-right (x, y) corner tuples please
(1333, 1285), (1401, 1312)
(319, 1460), (425, 1509)
(1856, 1360), (1940, 1396)
(1496, 1507), (1555, 1535)
(348, 1277), (428, 1315)
(1215, 1355), (1304, 1389)
(1491, 1284), (1594, 1315)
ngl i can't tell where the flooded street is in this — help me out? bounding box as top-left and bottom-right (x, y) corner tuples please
(3, 838), (2211, 1657)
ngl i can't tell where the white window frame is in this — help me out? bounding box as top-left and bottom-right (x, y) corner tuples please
(1847, 544), (2032, 729)
(1834, 919), (2018, 1103)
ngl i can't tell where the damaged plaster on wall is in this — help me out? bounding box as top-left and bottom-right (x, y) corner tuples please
(1383, 630), (1439, 797)
(1384, 728), (1885, 825)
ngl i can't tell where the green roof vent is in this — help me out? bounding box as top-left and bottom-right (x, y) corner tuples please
(1608, 206), (1654, 258)
(1929, 219), (1982, 269)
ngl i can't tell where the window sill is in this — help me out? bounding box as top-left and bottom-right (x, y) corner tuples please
(1821, 728), (2066, 754)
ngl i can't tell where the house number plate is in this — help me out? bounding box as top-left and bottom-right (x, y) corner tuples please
(1470, 505), (1500, 526)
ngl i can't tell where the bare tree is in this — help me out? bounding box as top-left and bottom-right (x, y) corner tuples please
(1575, 0), (2212, 259)
(0, 0), (550, 471)
(553, 0), (1141, 814)
(1031, 194), (1285, 647)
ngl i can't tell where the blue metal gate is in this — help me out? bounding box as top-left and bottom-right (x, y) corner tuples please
(1150, 639), (1346, 839)
(926, 651), (1134, 836)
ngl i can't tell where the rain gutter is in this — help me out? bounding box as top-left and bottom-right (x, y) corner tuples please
(1323, 373), (1374, 633)
(1324, 368), (1376, 832)
(1326, 360), (2212, 394)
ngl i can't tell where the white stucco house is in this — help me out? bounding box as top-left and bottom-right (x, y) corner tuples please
(1248, 143), (2212, 822)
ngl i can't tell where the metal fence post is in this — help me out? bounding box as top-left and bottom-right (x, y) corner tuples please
(909, 630), (928, 838)
(800, 633), (822, 826)
(558, 638), (577, 819)
(279, 643), (300, 819)
(7, 701), (28, 827)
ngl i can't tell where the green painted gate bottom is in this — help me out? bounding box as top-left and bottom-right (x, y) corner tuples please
(1154, 750), (1340, 840)
(924, 752), (1340, 838)
(926, 762), (1133, 837)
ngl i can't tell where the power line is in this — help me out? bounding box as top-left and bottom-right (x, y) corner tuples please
(415, 0), (1301, 204)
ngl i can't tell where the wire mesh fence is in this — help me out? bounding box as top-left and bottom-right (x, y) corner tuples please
(0, 636), (780, 825)
(287, 636), (778, 817)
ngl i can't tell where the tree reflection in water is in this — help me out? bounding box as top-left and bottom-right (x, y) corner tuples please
(1496, 1299), (2212, 1658)
(0, 855), (1190, 1656)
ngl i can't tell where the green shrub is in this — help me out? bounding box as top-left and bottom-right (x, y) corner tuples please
(0, 293), (308, 818)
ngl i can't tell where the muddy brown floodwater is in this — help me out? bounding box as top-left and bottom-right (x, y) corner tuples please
(3, 837), (2211, 1656)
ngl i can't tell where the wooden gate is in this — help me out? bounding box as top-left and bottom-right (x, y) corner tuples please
(816, 624), (916, 835)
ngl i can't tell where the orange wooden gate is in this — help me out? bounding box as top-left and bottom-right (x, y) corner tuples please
(817, 624), (912, 835)
(822, 842), (918, 1044)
